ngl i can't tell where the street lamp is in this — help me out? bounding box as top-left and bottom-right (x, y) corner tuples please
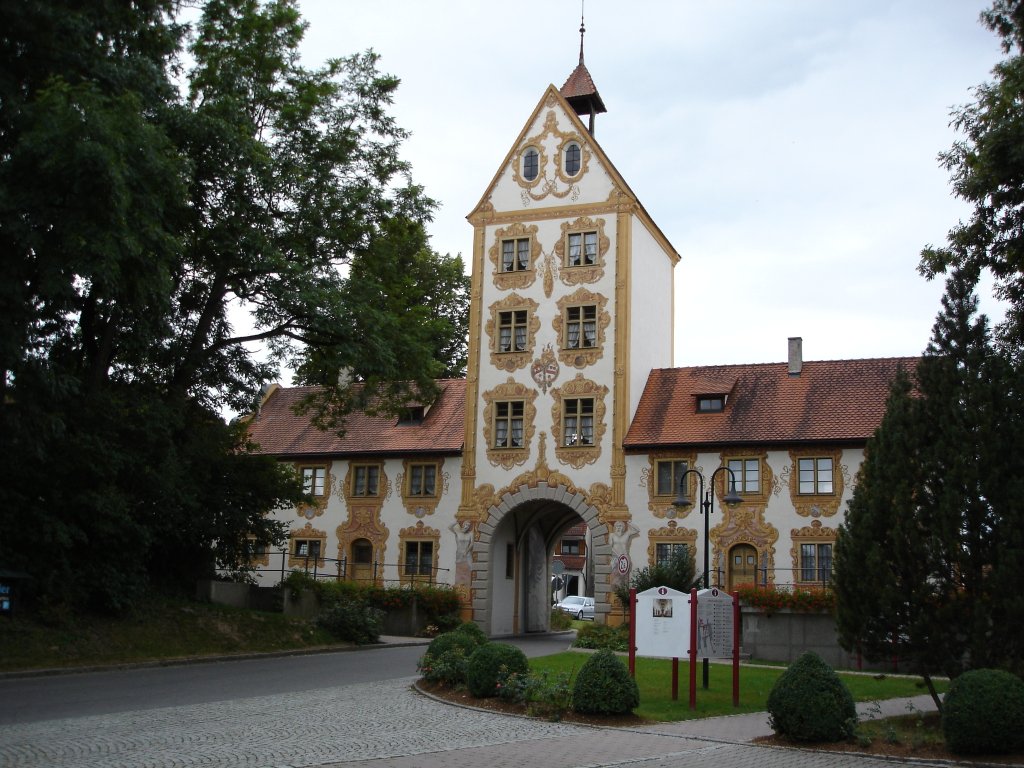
(673, 466), (742, 690)
(673, 467), (742, 589)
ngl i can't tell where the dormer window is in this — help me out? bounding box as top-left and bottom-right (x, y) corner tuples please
(697, 395), (725, 413)
(398, 405), (425, 425)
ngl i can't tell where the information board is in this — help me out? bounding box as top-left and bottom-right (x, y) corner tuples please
(696, 587), (734, 659)
(634, 586), (690, 659)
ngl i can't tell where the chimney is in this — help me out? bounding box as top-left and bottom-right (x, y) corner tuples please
(788, 337), (803, 376)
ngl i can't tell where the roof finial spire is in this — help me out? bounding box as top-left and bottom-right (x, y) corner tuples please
(579, 1), (586, 64)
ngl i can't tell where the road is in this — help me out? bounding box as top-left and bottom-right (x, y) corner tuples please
(0, 634), (945, 768)
(0, 634), (568, 726)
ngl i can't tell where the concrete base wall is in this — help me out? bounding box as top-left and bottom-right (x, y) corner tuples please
(741, 607), (898, 672)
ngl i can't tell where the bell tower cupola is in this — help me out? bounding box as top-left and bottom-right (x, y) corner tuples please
(559, 9), (607, 135)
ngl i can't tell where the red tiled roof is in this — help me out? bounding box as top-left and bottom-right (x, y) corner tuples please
(560, 62), (607, 114)
(624, 358), (918, 450)
(245, 379), (465, 458)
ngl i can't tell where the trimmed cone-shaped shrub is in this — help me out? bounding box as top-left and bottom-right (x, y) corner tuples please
(766, 651), (856, 742)
(572, 648), (639, 715)
(417, 629), (483, 686)
(465, 642), (529, 698)
(942, 669), (1024, 755)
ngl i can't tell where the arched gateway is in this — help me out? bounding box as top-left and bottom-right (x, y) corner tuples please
(469, 483), (609, 635)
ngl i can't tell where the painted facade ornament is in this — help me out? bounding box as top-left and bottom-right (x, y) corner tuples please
(608, 520), (639, 590)
(288, 522), (327, 568)
(552, 288), (611, 369)
(710, 506), (779, 587)
(397, 521), (441, 585)
(484, 293), (541, 373)
(550, 374), (609, 469)
(530, 343), (560, 393)
(481, 378), (539, 469)
(511, 111), (591, 202)
(553, 216), (610, 286)
(789, 519), (838, 579)
(488, 222), (541, 291)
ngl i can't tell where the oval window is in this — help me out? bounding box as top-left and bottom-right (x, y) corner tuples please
(564, 142), (581, 176)
(522, 147), (539, 181)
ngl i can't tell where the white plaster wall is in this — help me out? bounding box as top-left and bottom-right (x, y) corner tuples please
(627, 219), (675, 420)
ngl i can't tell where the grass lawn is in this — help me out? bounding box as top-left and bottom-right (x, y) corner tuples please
(528, 651), (944, 722)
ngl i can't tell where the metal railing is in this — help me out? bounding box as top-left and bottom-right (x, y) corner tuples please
(239, 549), (450, 587)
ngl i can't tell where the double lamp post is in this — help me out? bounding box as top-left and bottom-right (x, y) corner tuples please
(672, 466), (742, 689)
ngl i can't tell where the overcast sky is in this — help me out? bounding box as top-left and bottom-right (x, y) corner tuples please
(292, 0), (1005, 368)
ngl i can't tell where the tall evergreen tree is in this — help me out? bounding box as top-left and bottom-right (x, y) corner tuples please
(836, 269), (1024, 703)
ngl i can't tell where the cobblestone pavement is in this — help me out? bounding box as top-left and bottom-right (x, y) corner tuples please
(0, 676), (948, 768)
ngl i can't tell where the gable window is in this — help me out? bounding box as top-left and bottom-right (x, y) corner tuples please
(566, 231), (598, 267)
(727, 458), (760, 495)
(404, 540), (434, 577)
(656, 460), (689, 497)
(301, 466), (326, 496)
(799, 543), (833, 583)
(798, 457), (834, 495)
(494, 401), (525, 449)
(561, 540), (581, 556)
(500, 238), (531, 273)
(564, 142), (581, 176)
(408, 463), (437, 497)
(562, 397), (595, 446)
(697, 396), (724, 413)
(498, 309), (529, 353)
(522, 148), (539, 181)
(398, 405), (425, 425)
(564, 305), (597, 350)
(655, 542), (689, 569)
(352, 464), (380, 496)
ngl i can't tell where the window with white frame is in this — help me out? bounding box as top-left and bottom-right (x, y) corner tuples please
(565, 231), (598, 267)
(562, 397), (595, 446)
(494, 401), (525, 449)
(407, 463), (437, 497)
(352, 464), (380, 496)
(404, 540), (434, 577)
(497, 309), (529, 353)
(301, 466), (326, 496)
(727, 458), (760, 495)
(563, 305), (598, 350)
(798, 457), (834, 495)
(500, 238), (531, 273)
(799, 543), (833, 583)
(656, 459), (689, 497)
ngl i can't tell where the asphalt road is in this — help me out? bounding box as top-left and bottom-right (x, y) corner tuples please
(0, 633), (573, 726)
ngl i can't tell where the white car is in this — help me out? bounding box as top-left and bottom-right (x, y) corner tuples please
(555, 595), (595, 620)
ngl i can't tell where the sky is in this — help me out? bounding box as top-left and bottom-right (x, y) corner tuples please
(290, 0), (1006, 369)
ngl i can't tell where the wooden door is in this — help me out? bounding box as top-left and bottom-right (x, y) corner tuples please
(351, 538), (374, 583)
(728, 543), (757, 591)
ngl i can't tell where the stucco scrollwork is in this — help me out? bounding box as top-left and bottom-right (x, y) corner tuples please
(488, 223), (541, 291)
(484, 293), (540, 372)
(710, 506), (779, 587)
(783, 449), (846, 518)
(397, 521), (441, 585)
(643, 451), (698, 519)
(789, 519), (838, 578)
(336, 507), (389, 580)
(288, 522), (327, 568)
(512, 112), (589, 202)
(553, 216), (610, 285)
(552, 288), (611, 369)
(647, 523), (699, 566)
(550, 374), (608, 469)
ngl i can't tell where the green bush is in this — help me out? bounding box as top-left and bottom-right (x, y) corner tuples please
(573, 622), (628, 651)
(549, 608), (573, 631)
(942, 668), (1024, 755)
(417, 629), (483, 686)
(315, 598), (384, 644)
(500, 670), (574, 721)
(572, 648), (639, 715)
(766, 651), (856, 742)
(453, 620), (489, 645)
(465, 642), (529, 698)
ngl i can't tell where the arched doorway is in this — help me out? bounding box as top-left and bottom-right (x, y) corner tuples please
(728, 543), (758, 591)
(473, 485), (605, 636)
